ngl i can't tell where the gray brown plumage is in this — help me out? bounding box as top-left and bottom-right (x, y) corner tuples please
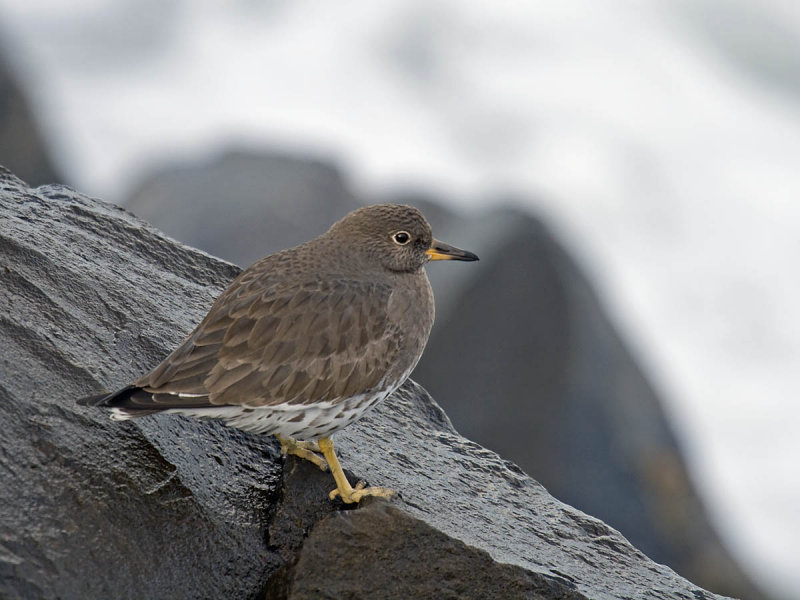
(79, 204), (478, 503)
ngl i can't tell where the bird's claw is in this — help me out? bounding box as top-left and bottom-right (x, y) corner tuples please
(329, 480), (396, 504)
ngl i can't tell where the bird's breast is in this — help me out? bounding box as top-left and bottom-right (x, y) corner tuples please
(384, 271), (434, 385)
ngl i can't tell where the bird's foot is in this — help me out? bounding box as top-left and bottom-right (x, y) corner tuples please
(316, 437), (395, 504)
(329, 480), (396, 504)
(276, 435), (328, 471)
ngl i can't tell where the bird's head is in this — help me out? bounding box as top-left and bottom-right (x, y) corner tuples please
(328, 204), (478, 273)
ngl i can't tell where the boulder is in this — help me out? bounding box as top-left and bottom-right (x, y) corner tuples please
(0, 166), (731, 599)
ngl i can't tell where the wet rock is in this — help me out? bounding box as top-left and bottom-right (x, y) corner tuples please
(0, 166), (731, 599)
(0, 166), (274, 599)
(266, 499), (583, 600)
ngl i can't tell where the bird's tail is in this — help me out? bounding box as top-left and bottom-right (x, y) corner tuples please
(77, 386), (162, 420)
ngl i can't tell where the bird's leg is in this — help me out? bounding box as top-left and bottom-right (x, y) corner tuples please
(275, 434), (328, 471)
(317, 437), (396, 504)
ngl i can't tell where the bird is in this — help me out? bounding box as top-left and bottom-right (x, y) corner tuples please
(79, 204), (478, 504)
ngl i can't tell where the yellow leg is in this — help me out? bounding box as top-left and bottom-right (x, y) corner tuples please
(317, 437), (395, 504)
(276, 434), (328, 471)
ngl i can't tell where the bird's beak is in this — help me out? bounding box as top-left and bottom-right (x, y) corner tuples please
(426, 239), (479, 262)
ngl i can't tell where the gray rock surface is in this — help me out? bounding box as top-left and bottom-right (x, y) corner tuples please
(123, 152), (762, 599)
(1, 166), (731, 599)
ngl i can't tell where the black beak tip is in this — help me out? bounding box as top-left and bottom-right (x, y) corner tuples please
(428, 239), (480, 262)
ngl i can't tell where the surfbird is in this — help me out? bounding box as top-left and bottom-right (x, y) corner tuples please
(79, 204), (478, 503)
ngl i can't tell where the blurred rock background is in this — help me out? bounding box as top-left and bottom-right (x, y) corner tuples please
(0, 55), (61, 186)
(1, 2), (798, 599)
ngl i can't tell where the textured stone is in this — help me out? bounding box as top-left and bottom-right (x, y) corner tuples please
(268, 500), (584, 600)
(0, 166), (275, 599)
(0, 166), (731, 600)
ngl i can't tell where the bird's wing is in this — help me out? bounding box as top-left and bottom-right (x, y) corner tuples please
(132, 277), (403, 408)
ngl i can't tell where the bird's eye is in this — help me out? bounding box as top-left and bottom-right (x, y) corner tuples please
(392, 231), (411, 245)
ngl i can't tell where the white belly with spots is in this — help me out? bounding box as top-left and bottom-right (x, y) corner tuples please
(166, 386), (396, 440)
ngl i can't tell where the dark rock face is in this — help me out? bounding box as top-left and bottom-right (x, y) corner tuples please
(0, 58), (62, 187)
(123, 153), (761, 599)
(0, 167), (271, 598)
(1, 166), (731, 599)
(268, 500), (584, 600)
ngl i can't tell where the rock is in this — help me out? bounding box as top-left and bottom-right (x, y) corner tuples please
(123, 153), (762, 599)
(266, 500), (584, 600)
(0, 57), (62, 187)
(0, 166), (271, 599)
(0, 166), (732, 599)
